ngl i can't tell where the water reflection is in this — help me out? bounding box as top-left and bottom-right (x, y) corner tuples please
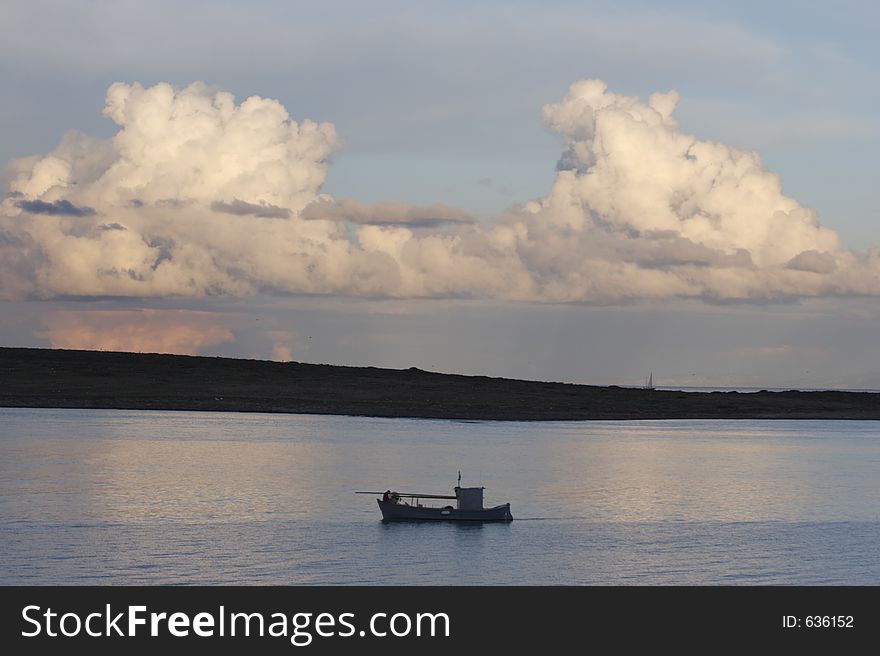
(539, 421), (880, 522)
(2, 409), (879, 584)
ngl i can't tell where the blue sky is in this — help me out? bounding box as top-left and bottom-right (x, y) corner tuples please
(1, 1), (878, 387)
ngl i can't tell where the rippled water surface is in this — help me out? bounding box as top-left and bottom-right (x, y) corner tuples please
(2, 408), (879, 584)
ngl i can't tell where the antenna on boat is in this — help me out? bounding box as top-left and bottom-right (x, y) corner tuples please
(457, 470), (461, 487)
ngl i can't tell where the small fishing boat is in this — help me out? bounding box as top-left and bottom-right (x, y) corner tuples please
(357, 473), (513, 522)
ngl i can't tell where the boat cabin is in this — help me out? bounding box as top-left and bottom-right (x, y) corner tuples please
(454, 486), (484, 510)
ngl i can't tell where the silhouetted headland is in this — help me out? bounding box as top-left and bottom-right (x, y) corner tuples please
(1, 347), (878, 420)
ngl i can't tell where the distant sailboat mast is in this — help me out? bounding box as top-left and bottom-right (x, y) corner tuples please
(645, 372), (654, 390)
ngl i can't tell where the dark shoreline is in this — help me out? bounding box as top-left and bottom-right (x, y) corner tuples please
(1, 347), (879, 421)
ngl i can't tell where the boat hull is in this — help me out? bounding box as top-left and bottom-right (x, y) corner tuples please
(377, 500), (513, 522)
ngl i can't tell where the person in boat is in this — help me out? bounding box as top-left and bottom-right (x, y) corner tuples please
(382, 490), (391, 503)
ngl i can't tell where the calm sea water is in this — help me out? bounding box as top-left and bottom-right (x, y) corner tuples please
(1, 408), (879, 585)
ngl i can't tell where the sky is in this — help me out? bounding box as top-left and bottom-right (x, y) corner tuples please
(1, 0), (879, 388)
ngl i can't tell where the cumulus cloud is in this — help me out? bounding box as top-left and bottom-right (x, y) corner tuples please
(301, 198), (475, 227)
(2, 79), (879, 304)
(39, 309), (235, 355)
(540, 80), (840, 268)
(0, 229), (43, 299)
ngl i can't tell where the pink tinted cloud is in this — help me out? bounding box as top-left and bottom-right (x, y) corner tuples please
(267, 329), (300, 362)
(40, 309), (235, 355)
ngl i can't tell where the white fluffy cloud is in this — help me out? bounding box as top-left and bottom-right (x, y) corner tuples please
(2, 79), (879, 303)
(542, 80), (841, 267)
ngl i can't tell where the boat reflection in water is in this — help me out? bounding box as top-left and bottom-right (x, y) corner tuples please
(358, 473), (513, 522)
